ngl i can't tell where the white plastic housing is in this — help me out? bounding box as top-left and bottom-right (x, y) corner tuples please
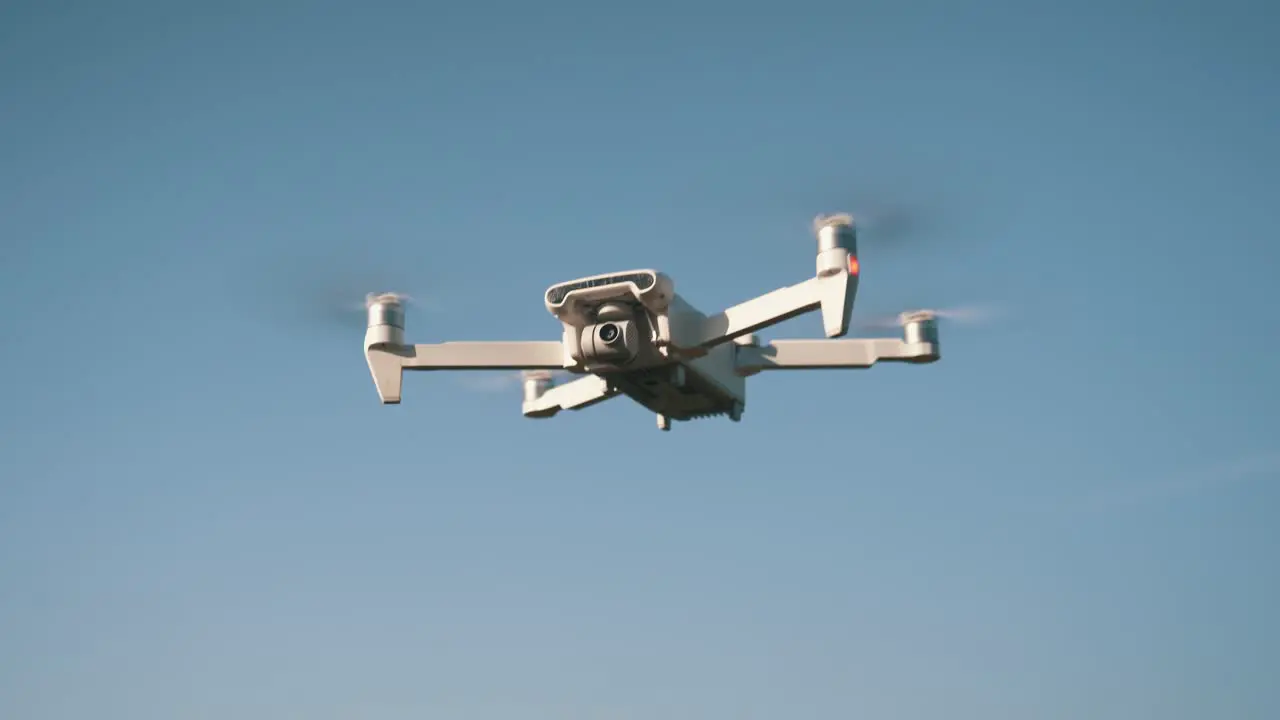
(902, 311), (940, 346)
(522, 370), (554, 403)
(814, 214), (858, 278)
(365, 294), (405, 347)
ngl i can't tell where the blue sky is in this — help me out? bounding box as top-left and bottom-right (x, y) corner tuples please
(1, 1), (1277, 718)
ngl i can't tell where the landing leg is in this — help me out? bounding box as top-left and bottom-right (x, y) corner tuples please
(657, 414), (671, 431)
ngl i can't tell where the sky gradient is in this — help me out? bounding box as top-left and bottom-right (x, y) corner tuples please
(2, 2), (1278, 718)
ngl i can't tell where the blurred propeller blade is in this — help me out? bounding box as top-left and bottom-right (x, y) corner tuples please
(454, 369), (573, 394)
(846, 202), (930, 246)
(852, 303), (1003, 332)
(239, 249), (435, 338)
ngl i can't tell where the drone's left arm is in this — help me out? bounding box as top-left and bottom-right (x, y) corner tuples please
(366, 341), (566, 404)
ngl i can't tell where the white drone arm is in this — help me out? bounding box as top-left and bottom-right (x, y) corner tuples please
(365, 341), (566, 404)
(691, 272), (855, 348)
(522, 374), (618, 418)
(672, 214), (860, 353)
(362, 294), (569, 403)
(734, 312), (941, 374)
(735, 338), (935, 373)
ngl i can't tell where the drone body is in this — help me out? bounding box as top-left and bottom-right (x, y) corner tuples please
(363, 215), (940, 431)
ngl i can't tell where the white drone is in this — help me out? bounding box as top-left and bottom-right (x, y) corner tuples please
(363, 214), (940, 431)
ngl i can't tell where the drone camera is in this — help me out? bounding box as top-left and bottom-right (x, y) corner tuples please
(813, 214), (858, 278)
(581, 319), (640, 364)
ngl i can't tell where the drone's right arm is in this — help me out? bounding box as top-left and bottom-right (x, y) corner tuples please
(666, 215), (860, 354)
(684, 271), (856, 349)
(365, 341), (566, 404)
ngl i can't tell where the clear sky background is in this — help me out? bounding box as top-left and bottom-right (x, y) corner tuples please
(2, 1), (1278, 718)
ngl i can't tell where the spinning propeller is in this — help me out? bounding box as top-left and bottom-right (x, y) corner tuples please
(455, 368), (575, 394)
(805, 206), (1000, 335)
(852, 304), (1001, 332)
(242, 252), (542, 395)
(249, 248), (435, 338)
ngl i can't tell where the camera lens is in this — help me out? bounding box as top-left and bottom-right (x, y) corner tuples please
(598, 323), (620, 343)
